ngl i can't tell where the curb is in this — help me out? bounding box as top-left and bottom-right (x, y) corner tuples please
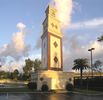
(0, 91), (103, 96)
(70, 91), (103, 96)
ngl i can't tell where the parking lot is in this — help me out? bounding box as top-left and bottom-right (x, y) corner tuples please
(0, 92), (103, 100)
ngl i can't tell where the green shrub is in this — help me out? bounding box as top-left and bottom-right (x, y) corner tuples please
(27, 82), (37, 91)
(41, 84), (49, 92)
(66, 83), (73, 91)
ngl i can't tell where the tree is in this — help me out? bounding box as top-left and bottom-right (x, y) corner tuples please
(23, 58), (41, 80)
(98, 35), (103, 42)
(72, 58), (89, 87)
(14, 69), (19, 75)
(93, 60), (102, 76)
(23, 58), (33, 76)
(13, 69), (19, 79)
(33, 59), (41, 71)
(0, 71), (8, 79)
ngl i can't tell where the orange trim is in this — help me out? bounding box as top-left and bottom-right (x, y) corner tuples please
(48, 32), (50, 70)
(48, 32), (63, 71)
(60, 38), (63, 71)
(49, 32), (62, 39)
(50, 67), (62, 71)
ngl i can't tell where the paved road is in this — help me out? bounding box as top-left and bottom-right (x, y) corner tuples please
(0, 93), (103, 100)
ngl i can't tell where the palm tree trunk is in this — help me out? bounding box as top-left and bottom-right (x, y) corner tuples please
(80, 68), (83, 88)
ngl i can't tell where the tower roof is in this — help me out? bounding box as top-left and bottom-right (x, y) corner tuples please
(45, 5), (57, 17)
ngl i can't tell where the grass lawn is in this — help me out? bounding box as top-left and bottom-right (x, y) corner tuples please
(0, 87), (34, 92)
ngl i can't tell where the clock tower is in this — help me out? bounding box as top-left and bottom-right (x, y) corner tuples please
(41, 5), (63, 71)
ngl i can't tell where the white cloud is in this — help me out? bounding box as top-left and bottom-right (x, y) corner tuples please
(0, 60), (24, 72)
(51, 0), (73, 28)
(12, 32), (25, 52)
(17, 22), (26, 31)
(88, 41), (103, 60)
(63, 35), (103, 71)
(0, 22), (30, 61)
(27, 53), (41, 60)
(70, 18), (103, 29)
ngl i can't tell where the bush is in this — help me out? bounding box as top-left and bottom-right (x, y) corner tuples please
(41, 84), (49, 92)
(66, 83), (73, 91)
(28, 82), (37, 91)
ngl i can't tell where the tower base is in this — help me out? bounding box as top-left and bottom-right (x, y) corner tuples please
(31, 70), (74, 90)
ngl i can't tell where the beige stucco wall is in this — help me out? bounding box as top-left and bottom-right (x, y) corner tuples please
(48, 16), (62, 37)
(39, 6), (73, 90)
(42, 5), (63, 70)
(50, 35), (61, 68)
(42, 35), (48, 69)
(37, 70), (74, 90)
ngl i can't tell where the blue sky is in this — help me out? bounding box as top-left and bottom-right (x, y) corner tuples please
(0, 0), (49, 44)
(0, 0), (103, 71)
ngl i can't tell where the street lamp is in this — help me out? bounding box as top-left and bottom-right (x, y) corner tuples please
(88, 48), (95, 78)
(0, 59), (2, 70)
(0, 59), (2, 67)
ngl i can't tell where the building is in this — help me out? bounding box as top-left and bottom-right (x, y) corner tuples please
(31, 5), (74, 90)
(41, 5), (63, 71)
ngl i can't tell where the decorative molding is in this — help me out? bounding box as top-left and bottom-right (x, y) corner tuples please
(48, 32), (63, 71)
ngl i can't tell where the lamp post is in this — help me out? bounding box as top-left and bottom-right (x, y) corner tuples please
(0, 60), (1, 79)
(0, 63), (1, 75)
(0, 59), (2, 68)
(88, 48), (95, 78)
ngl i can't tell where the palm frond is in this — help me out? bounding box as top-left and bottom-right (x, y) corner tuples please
(72, 58), (89, 70)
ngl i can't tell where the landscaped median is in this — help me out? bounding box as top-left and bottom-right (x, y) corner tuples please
(0, 86), (103, 95)
(70, 88), (103, 96)
(49, 88), (103, 95)
(0, 87), (33, 93)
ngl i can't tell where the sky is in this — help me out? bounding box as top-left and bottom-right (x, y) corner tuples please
(0, 0), (103, 72)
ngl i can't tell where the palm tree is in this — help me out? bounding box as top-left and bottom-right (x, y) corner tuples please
(72, 58), (89, 87)
(98, 35), (103, 42)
